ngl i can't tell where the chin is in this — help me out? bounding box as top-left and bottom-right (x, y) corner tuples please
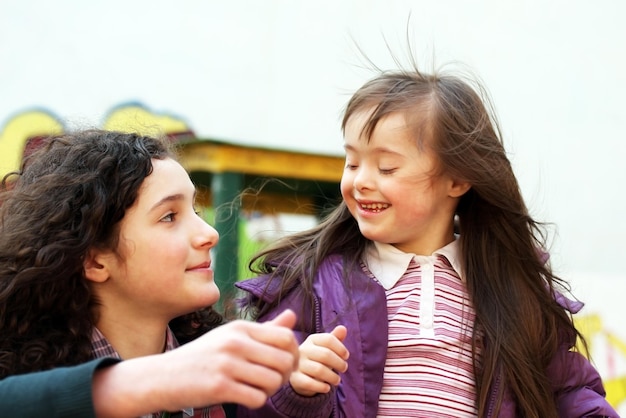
(204, 287), (221, 306)
(185, 287), (220, 310)
(360, 229), (387, 243)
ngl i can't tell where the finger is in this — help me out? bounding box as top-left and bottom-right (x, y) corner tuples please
(268, 309), (297, 329)
(330, 325), (348, 342)
(290, 371), (332, 396)
(302, 344), (347, 374)
(210, 347), (294, 401)
(216, 372), (278, 408)
(244, 321), (299, 353)
(231, 361), (287, 396)
(329, 326), (349, 360)
(298, 357), (343, 386)
(309, 332), (349, 363)
(211, 324), (297, 378)
(244, 341), (298, 380)
(224, 384), (268, 409)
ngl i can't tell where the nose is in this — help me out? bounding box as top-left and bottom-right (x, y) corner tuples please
(194, 218), (219, 249)
(353, 166), (373, 191)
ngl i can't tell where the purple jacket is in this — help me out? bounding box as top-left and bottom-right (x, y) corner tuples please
(235, 255), (618, 418)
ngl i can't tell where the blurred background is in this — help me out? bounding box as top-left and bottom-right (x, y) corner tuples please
(1, 0), (624, 411)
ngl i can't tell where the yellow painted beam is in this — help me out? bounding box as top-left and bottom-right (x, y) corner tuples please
(179, 142), (344, 182)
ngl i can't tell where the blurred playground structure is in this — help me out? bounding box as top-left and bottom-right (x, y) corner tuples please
(576, 313), (626, 409)
(1, 104), (624, 412)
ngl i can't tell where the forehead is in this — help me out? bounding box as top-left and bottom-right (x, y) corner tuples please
(345, 110), (419, 148)
(345, 105), (432, 149)
(135, 158), (195, 203)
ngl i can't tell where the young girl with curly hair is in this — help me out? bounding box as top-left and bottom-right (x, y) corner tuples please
(0, 129), (299, 418)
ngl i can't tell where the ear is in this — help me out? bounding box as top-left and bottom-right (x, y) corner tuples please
(83, 248), (111, 283)
(448, 178), (471, 198)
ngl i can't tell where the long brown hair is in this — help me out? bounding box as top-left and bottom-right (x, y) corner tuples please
(246, 67), (585, 417)
(0, 129), (221, 378)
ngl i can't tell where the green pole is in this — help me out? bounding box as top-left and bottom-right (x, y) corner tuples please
(211, 171), (243, 317)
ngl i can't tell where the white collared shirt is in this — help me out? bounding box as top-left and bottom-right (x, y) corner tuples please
(366, 239), (465, 290)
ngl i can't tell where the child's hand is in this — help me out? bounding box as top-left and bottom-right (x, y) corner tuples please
(289, 325), (349, 397)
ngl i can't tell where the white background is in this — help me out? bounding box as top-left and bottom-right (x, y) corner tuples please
(1, 1), (624, 410)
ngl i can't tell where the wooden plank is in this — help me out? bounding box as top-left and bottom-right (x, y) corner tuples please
(179, 142), (343, 182)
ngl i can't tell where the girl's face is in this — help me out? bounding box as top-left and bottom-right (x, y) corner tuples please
(87, 157), (220, 323)
(341, 110), (468, 255)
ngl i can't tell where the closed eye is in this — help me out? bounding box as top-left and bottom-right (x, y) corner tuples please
(380, 168), (396, 174)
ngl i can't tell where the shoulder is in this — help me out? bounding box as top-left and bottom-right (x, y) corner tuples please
(236, 255), (349, 293)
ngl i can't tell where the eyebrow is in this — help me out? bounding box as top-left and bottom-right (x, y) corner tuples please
(149, 190), (197, 213)
(344, 143), (404, 156)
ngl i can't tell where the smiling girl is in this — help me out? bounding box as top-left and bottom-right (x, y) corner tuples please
(0, 130), (239, 417)
(235, 67), (617, 418)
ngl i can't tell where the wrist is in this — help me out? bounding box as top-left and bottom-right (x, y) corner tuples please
(92, 355), (168, 417)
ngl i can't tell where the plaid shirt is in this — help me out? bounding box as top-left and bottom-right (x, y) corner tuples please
(91, 327), (225, 418)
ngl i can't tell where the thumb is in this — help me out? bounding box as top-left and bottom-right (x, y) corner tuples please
(330, 325), (348, 342)
(268, 309), (297, 329)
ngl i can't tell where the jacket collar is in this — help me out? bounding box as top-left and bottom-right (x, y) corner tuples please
(364, 238), (464, 290)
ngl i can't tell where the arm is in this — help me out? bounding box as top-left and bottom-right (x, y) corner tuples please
(550, 349), (619, 418)
(0, 311), (299, 418)
(94, 310), (299, 417)
(0, 357), (116, 418)
(550, 294), (619, 417)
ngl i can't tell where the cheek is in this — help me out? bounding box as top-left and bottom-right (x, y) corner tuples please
(340, 175), (353, 199)
(153, 241), (187, 265)
(127, 235), (185, 269)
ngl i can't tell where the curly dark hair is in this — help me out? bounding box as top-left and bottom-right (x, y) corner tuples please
(0, 129), (221, 378)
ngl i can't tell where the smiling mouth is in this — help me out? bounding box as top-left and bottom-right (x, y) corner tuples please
(187, 262), (211, 271)
(360, 203), (390, 212)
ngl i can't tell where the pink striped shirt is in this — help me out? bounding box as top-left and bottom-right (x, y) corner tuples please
(364, 239), (480, 417)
